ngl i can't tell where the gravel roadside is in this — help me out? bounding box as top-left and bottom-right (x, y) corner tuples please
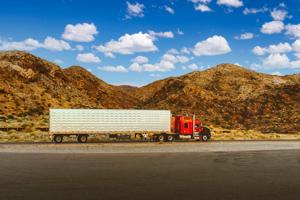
(0, 141), (300, 154)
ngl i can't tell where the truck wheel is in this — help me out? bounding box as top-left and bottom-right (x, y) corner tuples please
(157, 134), (165, 142)
(77, 135), (88, 143)
(53, 135), (63, 143)
(202, 134), (208, 142)
(167, 135), (174, 142)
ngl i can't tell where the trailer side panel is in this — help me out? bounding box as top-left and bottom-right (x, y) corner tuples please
(49, 109), (171, 134)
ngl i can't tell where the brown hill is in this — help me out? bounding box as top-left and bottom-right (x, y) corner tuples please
(0, 51), (299, 133)
(0, 51), (138, 118)
(116, 85), (138, 96)
(136, 64), (300, 132)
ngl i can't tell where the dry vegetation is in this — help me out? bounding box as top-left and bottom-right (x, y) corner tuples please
(0, 51), (300, 142)
(210, 126), (300, 141)
(1, 126), (300, 143)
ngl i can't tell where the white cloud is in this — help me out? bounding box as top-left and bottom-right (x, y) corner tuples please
(234, 32), (254, 40)
(143, 60), (175, 72)
(217, 0), (243, 8)
(261, 21), (284, 34)
(94, 32), (157, 56)
(148, 30), (174, 39)
(294, 53), (300, 59)
(190, 0), (212, 3)
(189, 0), (212, 12)
(167, 48), (180, 54)
(195, 4), (212, 12)
(131, 52), (192, 72)
(279, 3), (286, 8)
(271, 71), (283, 76)
(43, 37), (71, 51)
(103, 52), (115, 58)
(125, 1), (145, 19)
(0, 37), (71, 51)
(243, 7), (268, 15)
(165, 6), (175, 14)
(129, 62), (143, 72)
(54, 59), (63, 65)
(285, 24), (300, 38)
(131, 56), (148, 64)
(76, 45), (84, 51)
(290, 60), (300, 69)
(76, 53), (101, 63)
(0, 38), (40, 51)
(262, 53), (290, 69)
(271, 9), (287, 21)
(252, 40), (300, 70)
(162, 53), (191, 63)
(149, 73), (161, 77)
(192, 35), (231, 56)
(188, 63), (198, 70)
(252, 46), (267, 56)
(252, 42), (292, 56)
(268, 42), (292, 54)
(161, 53), (178, 63)
(177, 29), (184, 35)
(98, 65), (128, 73)
(255, 54), (300, 70)
(181, 47), (190, 54)
(62, 23), (98, 42)
(292, 39), (300, 52)
(176, 55), (191, 63)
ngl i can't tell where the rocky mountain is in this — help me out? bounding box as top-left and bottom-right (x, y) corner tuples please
(135, 65), (300, 132)
(0, 51), (299, 133)
(0, 51), (138, 118)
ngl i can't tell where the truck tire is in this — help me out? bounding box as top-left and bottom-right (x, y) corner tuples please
(167, 135), (174, 142)
(53, 135), (63, 143)
(202, 134), (208, 142)
(157, 134), (165, 142)
(77, 135), (88, 143)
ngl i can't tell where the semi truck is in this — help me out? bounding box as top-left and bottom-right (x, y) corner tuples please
(49, 109), (211, 143)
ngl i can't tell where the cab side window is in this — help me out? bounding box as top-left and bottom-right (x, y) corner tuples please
(184, 123), (188, 128)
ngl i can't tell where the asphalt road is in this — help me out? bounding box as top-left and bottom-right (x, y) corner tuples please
(1, 141), (300, 153)
(1, 150), (300, 200)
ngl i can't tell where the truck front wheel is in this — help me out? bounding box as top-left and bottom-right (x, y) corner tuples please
(53, 135), (63, 143)
(77, 135), (88, 143)
(202, 134), (208, 142)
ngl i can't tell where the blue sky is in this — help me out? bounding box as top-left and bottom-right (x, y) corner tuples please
(0, 0), (300, 86)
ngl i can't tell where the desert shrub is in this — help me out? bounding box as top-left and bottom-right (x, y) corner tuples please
(22, 123), (36, 132)
(27, 106), (44, 115)
(7, 129), (16, 135)
(7, 115), (15, 120)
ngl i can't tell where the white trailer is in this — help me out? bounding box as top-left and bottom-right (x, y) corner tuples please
(49, 109), (171, 143)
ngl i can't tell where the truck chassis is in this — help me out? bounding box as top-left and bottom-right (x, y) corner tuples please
(51, 130), (211, 143)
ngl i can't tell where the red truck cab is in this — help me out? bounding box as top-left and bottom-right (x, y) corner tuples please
(173, 115), (211, 140)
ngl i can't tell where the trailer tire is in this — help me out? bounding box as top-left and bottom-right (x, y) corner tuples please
(77, 135), (88, 143)
(202, 134), (208, 142)
(157, 134), (165, 142)
(167, 135), (174, 142)
(53, 135), (63, 143)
